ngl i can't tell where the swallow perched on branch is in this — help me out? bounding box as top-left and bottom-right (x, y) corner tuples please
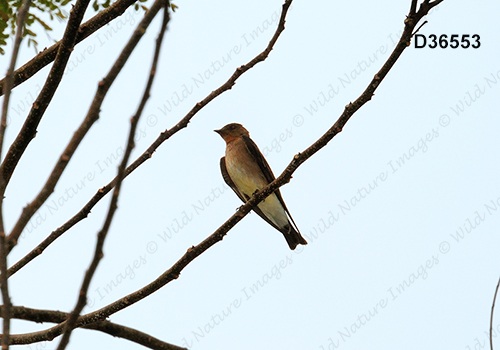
(215, 123), (307, 250)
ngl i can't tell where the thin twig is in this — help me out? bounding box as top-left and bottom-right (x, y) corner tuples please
(55, 3), (171, 350)
(7, 0), (168, 251)
(8, 0), (294, 276)
(491, 276), (500, 350)
(0, 0), (138, 96)
(0, 0), (92, 221)
(4, 0), (444, 344)
(0, 305), (186, 350)
(411, 20), (427, 37)
(0, 0), (33, 348)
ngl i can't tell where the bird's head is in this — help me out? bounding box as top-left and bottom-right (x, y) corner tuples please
(214, 123), (249, 143)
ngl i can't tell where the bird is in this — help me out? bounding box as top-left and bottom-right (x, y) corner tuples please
(215, 123), (307, 250)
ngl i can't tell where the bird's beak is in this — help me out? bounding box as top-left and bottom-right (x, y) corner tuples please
(214, 129), (221, 135)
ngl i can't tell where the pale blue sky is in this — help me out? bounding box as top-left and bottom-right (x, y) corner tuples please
(1, 1), (499, 349)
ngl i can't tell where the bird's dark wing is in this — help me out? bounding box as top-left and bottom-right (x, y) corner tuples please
(240, 135), (302, 234)
(220, 157), (247, 203)
(241, 135), (276, 183)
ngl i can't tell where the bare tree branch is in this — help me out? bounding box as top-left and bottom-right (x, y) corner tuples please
(0, 0), (31, 156)
(92, 321), (186, 350)
(0, 0), (92, 226)
(7, 0), (169, 252)
(0, 0), (139, 96)
(55, 3), (170, 349)
(0, 305), (186, 350)
(4, 0), (444, 345)
(491, 276), (500, 350)
(8, 0), (294, 276)
(0, 0), (32, 346)
(410, 0), (418, 15)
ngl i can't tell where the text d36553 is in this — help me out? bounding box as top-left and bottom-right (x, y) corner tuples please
(414, 34), (480, 49)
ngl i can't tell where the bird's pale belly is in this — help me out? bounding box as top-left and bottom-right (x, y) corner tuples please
(225, 152), (288, 228)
